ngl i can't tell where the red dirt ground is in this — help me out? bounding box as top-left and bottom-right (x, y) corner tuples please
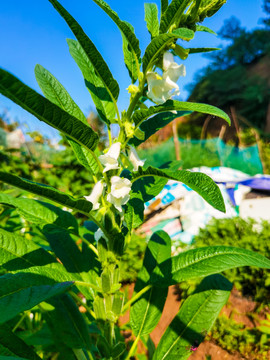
(120, 284), (270, 359)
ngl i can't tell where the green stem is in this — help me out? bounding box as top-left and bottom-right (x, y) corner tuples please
(113, 98), (121, 124)
(126, 89), (143, 121)
(12, 311), (29, 332)
(125, 333), (141, 360)
(74, 280), (100, 292)
(69, 290), (96, 319)
(122, 284), (152, 314)
(126, 75), (146, 121)
(108, 125), (113, 146)
(109, 321), (115, 347)
(73, 349), (93, 360)
(73, 233), (98, 256)
(80, 235), (99, 257)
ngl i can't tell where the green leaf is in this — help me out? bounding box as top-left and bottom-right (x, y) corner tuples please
(0, 326), (42, 360)
(153, 275), (232, 360)
(92, 0), (141, 59)
(0, 227), (96, 301)
(174, 44), (190, 60)
(142, 28), (194, 72)
(0, 228), (89, 324)
(159, 0), (191, 33)
(144, 3), (159, 38)
(0, 69), (99, 151)
(121, 23), (139, 84)
(0, 228), (84, 283)
(131, 231), (171, 336)
(0, 357), (28, 360)
(67, 39), (116, 124)
(132, 166), (225, 212)
(151, 246), (270, 287)
(161, 0), (168, 14)
(48, 0), (119, 101)
(188, 47), (220, 54)
(196, 24), (217, 35)
(124, 162), (182, 229)
(0, 228), (59, 273)
(132, 100), (231, 128)
(45, 294), (91, 350)
(0, 273), (73, 324)
(0, 193), (78, 234)
(34, 64), (87, 123)
(129, 111), (191, 147)
(0, 171), (92, 215)
(43, 228), (99, 299)
(34, 64), (99, 175)
(43, 229), (88, 273)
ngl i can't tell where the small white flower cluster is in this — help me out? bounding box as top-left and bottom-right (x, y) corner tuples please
(146, 51), (186, 104)
(84, 143), (144, 213)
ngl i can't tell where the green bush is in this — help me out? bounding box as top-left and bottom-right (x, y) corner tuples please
(210, 315), (270, 359)
(120, 234), (147, 283)
(194, 217), (270, 303)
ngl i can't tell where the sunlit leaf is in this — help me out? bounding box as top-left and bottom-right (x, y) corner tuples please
(144, 3), (159, 38)
(0, 273), (73, 324)
(45, 294), (92, 350)
(151, 246), (270, 287)
(159, 0), (191, 33)
(0, 171), (92, 215)
(161, 0), (168, 14)
(0, 69), (98, 151)
(132, 166), (225, 212)
(121, 23), (140, 83)
(132, 99), (231, 128)
(129, 111), (191, 147)
(142, 28), (194, 72)
(92, 0), (141, 59)
(131, 231), (171, 336)
(196, 25), (217, 35)
(48, 0), (119, 101)
(0, 193), (78, 234)
(35, 64), (99, 174)
(67, 39), (116, 124)
(188, 47), (220, 54)
(153, 275), (232, 360)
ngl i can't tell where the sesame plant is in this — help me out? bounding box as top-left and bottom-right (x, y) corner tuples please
(0, 1), (270, 359)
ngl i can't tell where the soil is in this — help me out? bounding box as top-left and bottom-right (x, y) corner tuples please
(120, 285), (270, 360)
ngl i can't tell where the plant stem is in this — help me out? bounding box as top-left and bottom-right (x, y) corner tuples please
(69, 290), (96, 319)
(126, 75), (146, 121)
(12, 311), (29, 332)
(122, 284), (152, 314)
(73, 348), (94, 360)
(80, 236), (99, 256)
(109, 321), (115, 346)
(74, 280), (100, 292)
(108, 124), (113, 146)
(125, 333), (141, 360)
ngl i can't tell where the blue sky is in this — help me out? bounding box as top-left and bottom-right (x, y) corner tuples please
(0, 0), (266, 140)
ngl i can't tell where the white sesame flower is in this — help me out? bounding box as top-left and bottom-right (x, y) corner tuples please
(146, 72), (179, 104)
(163, 51), (186, 83)
(146, 51), (186, 104)
(98, 142), (121, 173)
(128, 146), (145, 171)
(107, 176), (132, 212)
(84, 180), (104, 210)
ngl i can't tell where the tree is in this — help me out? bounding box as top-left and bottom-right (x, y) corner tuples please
(188, 13), (270, 130)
